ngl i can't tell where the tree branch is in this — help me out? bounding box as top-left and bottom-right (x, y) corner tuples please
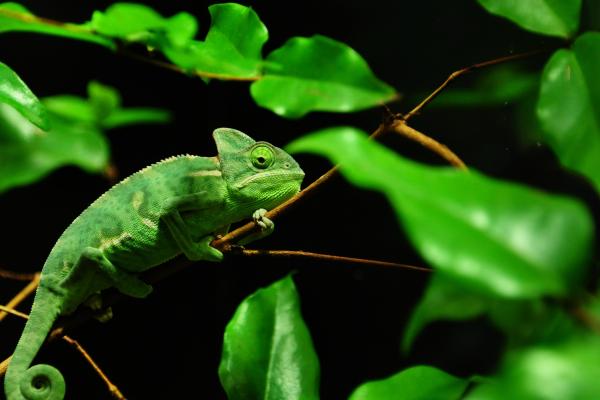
(0, 274), (39, 321)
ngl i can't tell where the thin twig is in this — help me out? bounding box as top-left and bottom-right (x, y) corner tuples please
(62, 336), (126, 400)
(240, 249), (432, 273)
(391, 122), (467, 169)
(0, 273), (40, 321)
(0, 304), (29, 320)
(0, 267), (38, 281)
(402, 48), (551, 122)
(0, 306), (125, 398)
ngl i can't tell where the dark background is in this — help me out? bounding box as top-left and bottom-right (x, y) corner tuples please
(0, 1), (596, 399)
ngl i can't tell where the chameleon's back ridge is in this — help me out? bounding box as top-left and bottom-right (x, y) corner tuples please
(4, 128), (304, 399)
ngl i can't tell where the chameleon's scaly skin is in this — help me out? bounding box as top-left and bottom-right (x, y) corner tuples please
(4, 128), (304, 400)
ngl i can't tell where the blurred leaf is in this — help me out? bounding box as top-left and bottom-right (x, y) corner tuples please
(42, 81), (170, 128)
(251, 35), (396, 118)
(162, 3), (267, 78)
(0, 61), (48, 129)
(477, 0), (581, 38)
(102, 108), (170, 129)
(0, 2), (114, 48)
(88, 80), (121, 120)
(219, 275), (320, 400)
(467, 335), (600, 400)
(402, 273), (489, 352)
(349, 365), (469, 400)
(90, 2), (197, 47)
(0, 104), (109, 193)
(288, 127), (593, 299)
(537, 32), (600, 194)
(429, 66), (539, 108)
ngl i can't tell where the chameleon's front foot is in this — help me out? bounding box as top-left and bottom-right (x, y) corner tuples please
(163, 210), (223, 262)
(239, 208), (275, 245)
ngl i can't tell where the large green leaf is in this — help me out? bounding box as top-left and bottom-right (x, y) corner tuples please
(349, 365), (469, 400)
(477, 0), (582, 38)
(0, 104), (109, 193)
(219, 276), (320, 400)
(251, 35), (396, 118)
(537, 32), (600, 194)
(0, 61), (48, 129)
(0, 2), (114, 48)
(467, 334), (600, 400)
(287, 127), (593, 299)
(162, 3), (267, 78)
(90, 3), (197, 47)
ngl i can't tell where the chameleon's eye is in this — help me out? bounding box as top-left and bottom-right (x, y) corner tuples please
(251, 145), (274, 169)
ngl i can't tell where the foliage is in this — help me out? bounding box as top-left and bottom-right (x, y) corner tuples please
(1, 0), (599, 399)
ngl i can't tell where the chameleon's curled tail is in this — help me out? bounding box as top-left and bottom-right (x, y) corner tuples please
(4, 284), (65, 400)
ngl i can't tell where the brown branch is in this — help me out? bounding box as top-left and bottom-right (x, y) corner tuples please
(240, 248), (432, 273)
(0, 267), (38, 281)
(0, 273), (40, 321)
(402, 48), (552, 122)
(62, 336), (126, 400)
(391, 122), (467, 169)
(0, 306), (125, 398)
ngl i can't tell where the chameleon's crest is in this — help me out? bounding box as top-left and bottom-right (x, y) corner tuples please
(213, 128), (256, 154)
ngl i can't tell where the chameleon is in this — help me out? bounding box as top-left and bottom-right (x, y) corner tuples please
(4, 128), (305, 400)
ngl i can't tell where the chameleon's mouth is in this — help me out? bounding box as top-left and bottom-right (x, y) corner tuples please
(235, 171), (305, 189)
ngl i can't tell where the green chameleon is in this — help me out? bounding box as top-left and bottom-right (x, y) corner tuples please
(4, 128), (304, 400)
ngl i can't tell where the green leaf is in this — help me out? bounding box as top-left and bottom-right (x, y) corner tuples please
(537, 32), (600, 194)
(219, 276), (320, 400)
(251, 35), (396, 118)
(162, 3), (267, 78)
(467, 335), (600, 400)
(402, 273), (489, 352)
(287, 127), (593, 299)
(90, 3), (197, 47)
(0, 61), (49, 129)
(0, 104), (109, 193)
(477, 0), (582, 38)
(349, 365), (469, 400)
(0, 2), (114, 48)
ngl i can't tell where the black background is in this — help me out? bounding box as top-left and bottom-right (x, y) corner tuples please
(1, 1), (597, 399)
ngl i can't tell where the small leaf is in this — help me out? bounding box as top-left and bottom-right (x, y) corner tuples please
(102, 108), (170, 129)
(0, 2), (114, 48)
(349, 365), (469, 400)
(402, 273), (489, 352)
(288, 127), (593, 299)
(219, 276), (320, 400)
(0, 104), (109, 193)
(477, 0), (582, 38)
(0, 61), (49, 129)
(537, 32), (600, 194)
(162, 3), (267, 78)
(251, 35), (396, 118)
(467, 335), (600, 400)
(88, 81), (121, 120)
(90, 3), (197, 47)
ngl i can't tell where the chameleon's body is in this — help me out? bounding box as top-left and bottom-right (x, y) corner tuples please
(4, 128), (304, 400)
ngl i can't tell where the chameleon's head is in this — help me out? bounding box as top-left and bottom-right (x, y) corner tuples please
(213, 128), (305, 209)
